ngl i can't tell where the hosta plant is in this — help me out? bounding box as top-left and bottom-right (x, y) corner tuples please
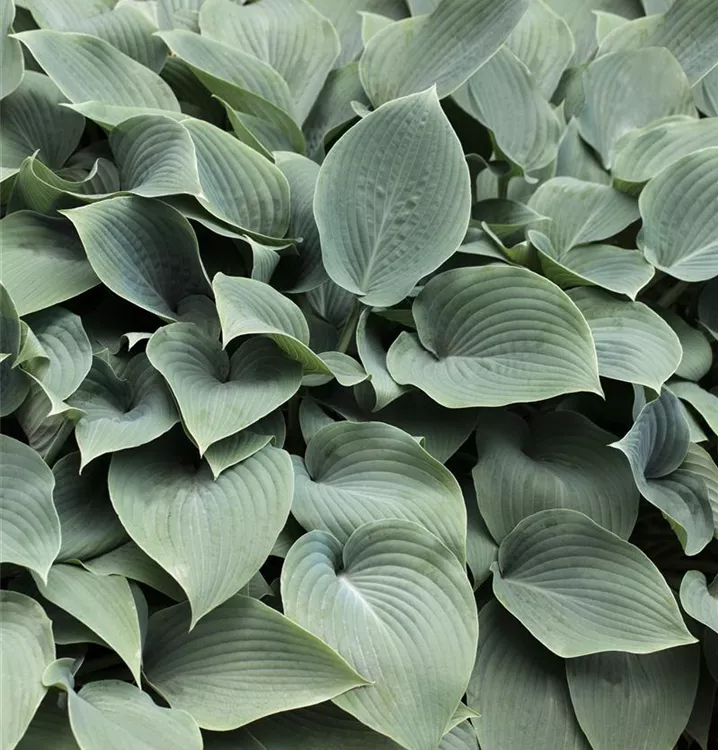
(2, 0), (718, 748)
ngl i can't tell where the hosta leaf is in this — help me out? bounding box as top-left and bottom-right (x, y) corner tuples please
(292, 421), (466, 561)
(302, 62), (368, 160)
(0, 211), (99, 316)
(527, 177), (640, 254)
(658, 311), (713, 382)
(676, 443), (718, 534)
(200, 0), (339, 123)
(273, 152), (326, 292)
(680, 571), (718, 633)
(577, 48), (695, 169)
(213, 273), (331, 376)
(555, 119), (611, 185)
(83, 542), (185, 602)
(1, 0), (23, 100)
(359, 0), (529, 106)
(23, 306), (92, 405)
(0, 283), (30, 417)
(535, 236), (654, 299)
(456, 47), (562, 176)
(668, 381), (718, 437)
(545, 0), (643, 64)
(506, 0), (575, 99)
(109, 433), (293, 624)
(0, 71), (85, 181)
(147, 323), (301, 454)
(637, 148), (718, 281)
(157, 0), (202, 31)
(598, 0), (718, 85)
(685, 662), (717, 750)
(355, 309), (407, 411)
(53, 453), (127, 562)
(108, 114), (202, 198)
(612, 116), (718, 189)
(69, 354), (179, 468)
(492, 508), (696, 656)
(14, 29), (180, 112)
(282, 520), (478, 750)
(611, 390), (714, 555)
(567, 287), (682, 389)
(468, 600), (589, 750)
(473, 409), (639, 542)
(0, 591), (55, 750)
(63, 195), (212, 321)
(181, 118), (290, 242)
(144, 595), (367, 730)
(566, 647), (700, 750)
(314, 89), (470, 307)
(33, 564), (143, 683)
(67, 680), (202, 750)
(386, 266), (601, 408)
(15, 696), (78, 750)
(0, 435), (60, 581)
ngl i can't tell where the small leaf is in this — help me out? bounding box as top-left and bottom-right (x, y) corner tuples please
(144, 595), (367, 730)
(680, 571), (718, 634)
(492, 508), (696, 657)
(314, 88), (470, 307)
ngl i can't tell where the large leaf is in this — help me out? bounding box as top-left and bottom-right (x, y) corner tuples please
(0, 435), (60, 581)
(0, 71), (85, 182)
(143, 595), (367, 730)
(67, 680), (202, 750)
(492, 508), (696, 657)
(109, 432), (294, 624)
(527, 177), (640, 254)
(68, 354), (179, 468)
(566, 647), (700, 750)
(577, 48), (695, 169)
(147, 322), (301, 454)
(1, 0), (23, 100)
(473, 409), (638, 542)
(62, 195), (212, 321)
(199, 0), (340, 123)
(611, 390), (715, 555)
(0, 591), (55, 750)
(680, 571), (718, 634)
(598, 0), (718, 84)
(314, 88), (470, 307)
(282, 520), (478, 750)
(386, 266), (601, 408)
(0, 211), (99, 316)
(567, 287), (682, 389)
(14, 29), (180, 112)
(359, 0), (529, 106)
(53, 453), (128, 562)
(637, 147), (718, 281)
(292, 421), (467, 561)
(33, 564), (143, 683)
(468, 600), (589, 750)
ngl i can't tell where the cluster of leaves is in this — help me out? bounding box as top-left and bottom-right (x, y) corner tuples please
(2, 0), (718, 748)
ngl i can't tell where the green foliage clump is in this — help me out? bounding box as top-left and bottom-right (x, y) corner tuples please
(1, 0), (718, 749)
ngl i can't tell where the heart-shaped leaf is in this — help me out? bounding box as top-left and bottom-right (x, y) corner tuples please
(109, 432), (294, 624)
(680, 571), (718, 634)
(282, 520), (478, 750)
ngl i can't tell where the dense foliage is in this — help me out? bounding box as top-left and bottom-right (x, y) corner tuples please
(1, 0), (718, 748)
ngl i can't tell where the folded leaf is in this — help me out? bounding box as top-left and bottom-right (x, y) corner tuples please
(680, 571), (718, 634)
(314, 88), (470, 307)
(282, 520), (478, 750)
(144, 595), (367, 730)
(492, 508), (696, 656)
